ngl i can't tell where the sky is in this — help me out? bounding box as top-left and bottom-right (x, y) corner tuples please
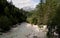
(7, 0), (40, 9)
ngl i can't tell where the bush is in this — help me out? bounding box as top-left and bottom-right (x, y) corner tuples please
(27, 17), (37, 25)
(0, 16), (12, 32)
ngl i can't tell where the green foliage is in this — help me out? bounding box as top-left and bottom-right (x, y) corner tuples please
(47, 0), (60, 38)
(26, 0), (60, 37)
(27, 17), (37, 25)
(0, 16), (11, 32)
(0, 0), (28, 32)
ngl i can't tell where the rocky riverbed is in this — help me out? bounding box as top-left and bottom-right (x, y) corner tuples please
(0, 22), (47, 38)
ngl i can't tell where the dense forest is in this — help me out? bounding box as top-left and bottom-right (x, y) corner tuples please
(0, 0), (28, 32)
(26, 0), (60, 38)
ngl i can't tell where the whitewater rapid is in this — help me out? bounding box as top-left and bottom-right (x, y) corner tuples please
(0, 22), (47, 38)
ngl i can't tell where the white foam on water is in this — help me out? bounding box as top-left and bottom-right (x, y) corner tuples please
(0, 22), (47, 38)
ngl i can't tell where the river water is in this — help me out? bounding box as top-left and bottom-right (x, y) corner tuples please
(0, 22), (47, 38)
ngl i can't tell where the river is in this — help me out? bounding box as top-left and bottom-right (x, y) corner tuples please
(0, 22), (47, 38)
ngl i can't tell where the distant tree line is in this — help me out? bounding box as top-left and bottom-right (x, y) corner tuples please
(0, 0), (28, 32)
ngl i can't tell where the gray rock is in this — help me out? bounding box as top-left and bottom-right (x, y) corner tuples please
(33, 36), (38, 38)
